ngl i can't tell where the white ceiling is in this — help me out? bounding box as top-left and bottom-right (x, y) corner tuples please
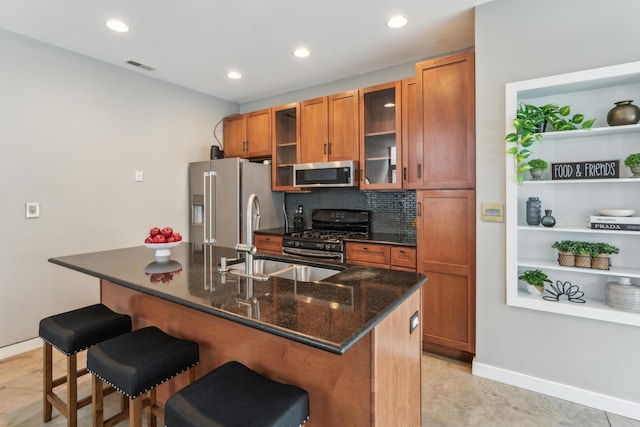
(0, 0), (492, 104)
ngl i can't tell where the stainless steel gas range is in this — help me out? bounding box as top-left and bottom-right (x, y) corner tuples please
(282, 209), (370, 262)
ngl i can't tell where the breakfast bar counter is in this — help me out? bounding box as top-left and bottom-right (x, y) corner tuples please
(49, 243), (426, 426)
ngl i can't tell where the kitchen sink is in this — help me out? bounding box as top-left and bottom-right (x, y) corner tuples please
(227, 259), (342, 282)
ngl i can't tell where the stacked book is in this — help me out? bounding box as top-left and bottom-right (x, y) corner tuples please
(590, 215), (640, 231)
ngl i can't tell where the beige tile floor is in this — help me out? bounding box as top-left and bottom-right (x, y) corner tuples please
(1, 347), (638, 426)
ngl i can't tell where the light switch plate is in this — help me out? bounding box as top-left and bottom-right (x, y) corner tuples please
(481, 203), (504, 222)
(25, 202), (39, 218)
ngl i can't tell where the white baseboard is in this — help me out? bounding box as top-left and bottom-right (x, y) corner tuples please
(472, 360), (640, 421)
(0, 338), (41, 361)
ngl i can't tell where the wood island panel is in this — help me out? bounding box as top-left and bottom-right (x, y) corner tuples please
(101, 279), (421, 425)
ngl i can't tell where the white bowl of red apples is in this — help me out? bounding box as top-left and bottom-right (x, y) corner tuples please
(144, 227), (182, 262)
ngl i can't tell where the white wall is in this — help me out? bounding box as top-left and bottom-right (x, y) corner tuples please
(475, 0), (640, 417)
(0, 29), (237, 348)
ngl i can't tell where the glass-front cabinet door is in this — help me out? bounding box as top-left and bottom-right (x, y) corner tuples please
(359, 81), (402, 189)
(272, 103), (300, 191)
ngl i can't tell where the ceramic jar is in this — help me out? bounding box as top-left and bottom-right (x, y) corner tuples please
(526, 197), (541, 226)
(607, 100), (640, 126)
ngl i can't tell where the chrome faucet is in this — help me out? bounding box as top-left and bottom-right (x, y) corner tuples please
(234, 194), (261, 277)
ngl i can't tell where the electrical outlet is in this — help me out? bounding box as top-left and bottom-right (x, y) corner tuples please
(25, 202), (39, 218)
(135, 170), (144, 182)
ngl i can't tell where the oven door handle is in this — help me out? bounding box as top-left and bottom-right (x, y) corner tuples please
(282, 247), (343, 259)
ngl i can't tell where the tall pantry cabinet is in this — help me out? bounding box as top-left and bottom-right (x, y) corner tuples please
(413, 50), (476, 359)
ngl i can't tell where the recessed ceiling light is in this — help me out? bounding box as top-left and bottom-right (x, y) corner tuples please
(106, 20), (130, 33)
(386, 16), (408, 29)
(293, 48), (310, 58)
(227, 71), (242, 79)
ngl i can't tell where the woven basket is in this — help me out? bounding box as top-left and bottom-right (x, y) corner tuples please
(575, 254), (592, 268)
(591, 254), (610, 270)
(557, 252), (575, 267)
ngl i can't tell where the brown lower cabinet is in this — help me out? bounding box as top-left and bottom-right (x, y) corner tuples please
(254, 234), (283, 255)
(346, 242), (416, 272)
(416, 189), (475, 360)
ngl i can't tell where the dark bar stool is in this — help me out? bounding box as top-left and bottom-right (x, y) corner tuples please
(87, 326), (199, 427)
(165, 361), (310, 427)
(39, 303), (132, 427)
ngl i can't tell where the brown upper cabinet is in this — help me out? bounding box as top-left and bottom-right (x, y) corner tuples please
(271, 103), (300, 190)
(223, 109), (272, 159)
(359, 82), (402, 190)
(299, 91), (359, 164)
(406, 50), (475, 189)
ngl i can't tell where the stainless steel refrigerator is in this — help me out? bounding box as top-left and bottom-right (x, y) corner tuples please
(189, 158), (284, 247)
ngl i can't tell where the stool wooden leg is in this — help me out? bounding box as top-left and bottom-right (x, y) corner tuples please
(67, 353), (78, 427)
(43, 342), (53, 422)
(148, 389), (157, 427)
(130, 396), (143, 427)
(92, 375), (104, 427)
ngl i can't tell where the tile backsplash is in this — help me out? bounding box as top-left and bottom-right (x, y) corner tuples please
(285, 188), (416, 236)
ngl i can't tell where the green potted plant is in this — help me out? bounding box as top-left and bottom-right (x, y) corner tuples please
(574, 242), (596, 268)
(518, 269), (552, 296)
(591, 242), (620, 270)
(506, 103), (596, 184)
(545, 104), (596, 131)
(551, 240), (578, 266)
(624, 152), (640, 178)
(527, 158), (548, 181)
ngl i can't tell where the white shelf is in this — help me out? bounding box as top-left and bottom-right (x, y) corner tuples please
(538, 123), (640, 141)
(523, 178), (639, 185)
(509, 290), (640, 327)
(518, 258), (640, 279)
(518, 225), (640, 236)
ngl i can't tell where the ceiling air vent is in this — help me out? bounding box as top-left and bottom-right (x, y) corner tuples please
(126, 60), (155, 72)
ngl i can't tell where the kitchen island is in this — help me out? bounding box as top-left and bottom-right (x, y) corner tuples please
(49, 243), (426, 426)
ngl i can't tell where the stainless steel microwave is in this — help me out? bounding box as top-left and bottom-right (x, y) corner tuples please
(293, 160), (357, 188)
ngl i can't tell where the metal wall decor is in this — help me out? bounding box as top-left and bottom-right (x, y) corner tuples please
(543, 280), (586, 303)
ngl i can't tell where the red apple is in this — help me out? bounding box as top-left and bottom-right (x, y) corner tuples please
(144, 236), (154, 244)
(166, 236), (176, 243)
(172, 232), (182, 242)
(152, 234), (167, 243)
(149, 227), (161, 237)
(161, 227), (173, 238)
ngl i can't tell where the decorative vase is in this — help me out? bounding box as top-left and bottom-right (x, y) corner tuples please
(607, 100), (640, 126)
(529, 169), (544, 181)
(526, 197), (541, 226)
(591, 254), (610, 270)
(575, 254), (592, 268)
(605, 277), (640, 312)
(541, 210), (556, 227)
(557, 251), (575, 267)
(630, 165), (640, 178)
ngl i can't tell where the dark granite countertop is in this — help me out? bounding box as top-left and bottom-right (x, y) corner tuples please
(49, 243), (425, 355)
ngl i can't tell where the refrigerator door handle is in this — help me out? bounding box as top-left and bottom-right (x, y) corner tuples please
(205, 171), (218, 243)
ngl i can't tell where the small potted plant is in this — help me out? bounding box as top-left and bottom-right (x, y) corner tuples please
(551, 240), (578, 266)
(574, 242), (597, 268)
(527, 158), (548, 181)
(591, 242), (620, 270)
(519, 269), (552, 296)
(624, 153), (640, 178)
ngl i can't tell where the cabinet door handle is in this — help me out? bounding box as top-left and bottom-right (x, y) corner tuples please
(363, 247), (369, 251)
(328, 143), (332, 154)
(417, 164), (422, 179)
(324, 143), (327, 155)
(417, 202), (422, 217)
(403, 167), (407, 180)
(360, 169), (364, 182)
